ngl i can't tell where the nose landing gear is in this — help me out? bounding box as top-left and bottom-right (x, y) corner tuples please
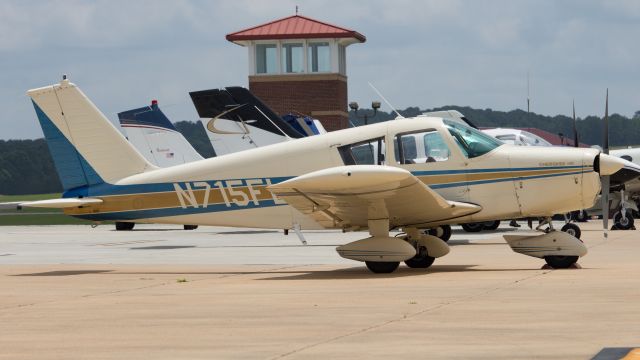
(506, 217), (586, 269)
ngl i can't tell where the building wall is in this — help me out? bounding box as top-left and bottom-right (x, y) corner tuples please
(249, 73), (349, 132)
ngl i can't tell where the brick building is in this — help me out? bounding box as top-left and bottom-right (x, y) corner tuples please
(226, 15), (365, 131)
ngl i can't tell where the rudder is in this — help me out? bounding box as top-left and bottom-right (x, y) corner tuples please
(28, 78), (156, 186)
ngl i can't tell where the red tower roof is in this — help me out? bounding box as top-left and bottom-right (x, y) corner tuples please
(226, 15), (366, 43)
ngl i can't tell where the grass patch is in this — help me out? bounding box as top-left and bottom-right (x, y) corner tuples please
(176, 278), (188, 283)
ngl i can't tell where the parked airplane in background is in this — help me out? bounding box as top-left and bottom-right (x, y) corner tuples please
(115, 101), (201, 231)
(189, 87), (325, 156)
(483, 128), (553, 147)
(9, 77), (632, 273)
(119, 100), (203, 167)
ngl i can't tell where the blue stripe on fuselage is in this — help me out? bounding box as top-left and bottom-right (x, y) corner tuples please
(68, 165), (592, 221)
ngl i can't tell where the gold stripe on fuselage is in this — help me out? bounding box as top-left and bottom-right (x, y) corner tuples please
(64, 184), (276, 216)
(64, 167), (589, 216)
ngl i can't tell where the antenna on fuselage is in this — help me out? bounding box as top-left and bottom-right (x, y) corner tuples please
(368, 82), (404, 119)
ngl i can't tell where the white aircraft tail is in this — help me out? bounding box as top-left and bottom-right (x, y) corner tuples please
(28, 78), (156, 185)
(119, 100), (204, 167)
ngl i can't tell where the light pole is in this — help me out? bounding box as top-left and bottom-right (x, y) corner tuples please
(349, 101), (381, 126)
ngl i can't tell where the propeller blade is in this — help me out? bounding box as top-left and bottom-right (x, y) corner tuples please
(572, 100), (579, 147)
(602, 175), (610, 238)
(602, 89), (610, 239)
(604, 89), (609, 154)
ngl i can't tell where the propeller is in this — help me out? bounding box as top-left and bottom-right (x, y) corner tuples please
(602, 89), (610, 239)
(572, 100), (579, 147)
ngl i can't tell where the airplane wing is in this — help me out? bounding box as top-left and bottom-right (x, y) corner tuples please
(0, 198), (103, 210)
(268, 165), (481, 229)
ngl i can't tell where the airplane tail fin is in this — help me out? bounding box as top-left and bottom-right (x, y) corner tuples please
(28, 78), (156, 190)
(118, 100), (204, 167)
(189, 87), (305, 139)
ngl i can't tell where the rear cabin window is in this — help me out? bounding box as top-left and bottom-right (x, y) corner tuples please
(338, 137), (386, 165)
(394, 130), (450, 164)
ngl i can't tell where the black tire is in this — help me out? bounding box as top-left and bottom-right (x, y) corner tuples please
(560, 223), (581, 239)
(427, 225), (452, 242)
(365, 261), (400, 273)
(544, 255), (579, 269)
(115, 222), (135, 231)
(571, 210), (589, 222)
(613, 212), (634, 230)
(183, 225), (198, 230)
(483, 220), (500, 231)
(404, 247), (436, 268)
(461, 222), (484, 232)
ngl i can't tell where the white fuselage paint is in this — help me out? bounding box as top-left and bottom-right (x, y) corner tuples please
(114, 118), (602, 229)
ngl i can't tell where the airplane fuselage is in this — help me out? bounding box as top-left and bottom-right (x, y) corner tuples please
(63, 118), (602, 230)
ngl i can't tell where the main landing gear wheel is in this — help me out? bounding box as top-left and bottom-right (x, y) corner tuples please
(461, 222), (484, 232)
(560, 223), (581, 239)
(115, 222), (135, 231)
(427, 225), (452, 242)
(544, 255), (579, 269)
(483, 220), (500, 231)
(404, 248), (436, 268)
(613, 212), (634, 230)
(365, 261), (400, 274)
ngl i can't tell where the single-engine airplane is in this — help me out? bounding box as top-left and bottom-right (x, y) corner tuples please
(12, 78), (630, 273)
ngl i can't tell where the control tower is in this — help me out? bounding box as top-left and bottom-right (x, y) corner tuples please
(226, 15), (365, 131)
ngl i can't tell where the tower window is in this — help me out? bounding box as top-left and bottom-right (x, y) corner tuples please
(308, 42), (330, 72)
(256, 44), (277, 74)
(281, 43), (304, 73)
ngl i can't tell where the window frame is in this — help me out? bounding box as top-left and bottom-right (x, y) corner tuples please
(280, 41), (305, 74)
(394, 128), (450, 165)
(338, 137), (386, 166)
(307, 41), (331, 73)
(255, 43), (278, 74)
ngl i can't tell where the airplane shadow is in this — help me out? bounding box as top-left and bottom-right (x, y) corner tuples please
(12, 270), (114, 276)
(109, 229), (186, 232)
(10, 265), (551, 279)
(257, 265), (548, 280)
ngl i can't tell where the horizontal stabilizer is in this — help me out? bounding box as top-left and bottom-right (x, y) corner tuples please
(1, 198), (103, 210)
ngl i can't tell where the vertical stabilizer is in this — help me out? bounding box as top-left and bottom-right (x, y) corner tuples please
(119, 100), (204, 167)
(28, 78), (156, 185)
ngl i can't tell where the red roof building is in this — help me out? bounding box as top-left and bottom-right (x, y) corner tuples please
(226, 15), (365, 131)
(227, 15), (366, 43)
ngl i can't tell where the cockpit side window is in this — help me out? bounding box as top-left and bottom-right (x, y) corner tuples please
(338, 137), (386, 165)
(394, 129), (450, 164)
(444, 119), (502, 158)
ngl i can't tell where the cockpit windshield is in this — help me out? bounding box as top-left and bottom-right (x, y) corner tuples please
(444, 119), (503, 158)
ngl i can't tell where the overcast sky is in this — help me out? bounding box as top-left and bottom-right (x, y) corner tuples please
(1, 0), (639, 139)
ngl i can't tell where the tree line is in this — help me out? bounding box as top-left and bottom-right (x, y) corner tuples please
(1, 108), (639, 195)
